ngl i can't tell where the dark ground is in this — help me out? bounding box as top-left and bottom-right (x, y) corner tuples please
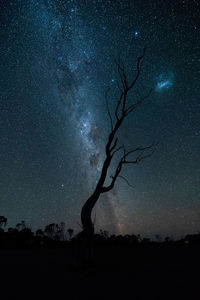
(0, 244), (199, 300)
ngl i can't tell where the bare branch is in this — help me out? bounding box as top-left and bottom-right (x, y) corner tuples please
(101, 158), (123, 193)
(123, 142), (156, 159)
(110, 137), (118, 153)
(115, 58), (126, 90)
(136, 148), (156, 162)
(114, 48), (148, 121)
(123, 145), (157, 164)
(118, 175), (134, 188)
(111, 145), (124, 156)
(115, 57), (129, 90)
(125, 88), (153, 116)
(115, 92), (123, 120)
(115, 58), (128, 117)
(128, 47), (146, 91)
(105, 88), (113, 131)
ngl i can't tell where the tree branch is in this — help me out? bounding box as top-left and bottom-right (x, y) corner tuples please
(102, 142), (157, 192)
(114, 47), (148, 121)
(128, 47), (146, 91)
(125, 88), (153, 116)
(111, 145), (124, 156)
(101, 158), (123, 193)
(115, 92), (123, 120)
(118, 175), (134, 188)
(123, 145), (157, 164)
(110, 137), (118, 153)
(105, 88), (113, 131)
(115, 57), (128, 90)
(123, 142), (157, 159)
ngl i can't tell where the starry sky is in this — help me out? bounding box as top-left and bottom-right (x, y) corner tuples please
(0, 0), (200, 238)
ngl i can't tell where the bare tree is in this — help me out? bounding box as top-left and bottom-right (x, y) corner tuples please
(80, 48), (157, 240)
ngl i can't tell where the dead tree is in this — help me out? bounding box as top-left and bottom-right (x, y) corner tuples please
(80, 48), (157, 240)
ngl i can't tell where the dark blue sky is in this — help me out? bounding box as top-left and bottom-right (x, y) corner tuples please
(0, 0), (199, 238)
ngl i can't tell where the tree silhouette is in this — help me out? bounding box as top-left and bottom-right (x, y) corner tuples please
(44, 223), (58, 239)
(36, 229), (44, 237)
(67, 228), (74, 240)
(80, 48), (157, 240)
(0, 216), (7, 228)
(56, 222), (66, 241)
(16, 220), (26, 231)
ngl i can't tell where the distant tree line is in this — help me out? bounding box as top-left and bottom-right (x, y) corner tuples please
(0, 216), (74, 247)
(0, 216), (200, 248)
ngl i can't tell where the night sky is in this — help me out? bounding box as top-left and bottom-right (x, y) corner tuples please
(0, 0), (199, 238)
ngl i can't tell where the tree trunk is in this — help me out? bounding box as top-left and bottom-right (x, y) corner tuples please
(81, 189), (101, 234)
(75, 190), (101, 268)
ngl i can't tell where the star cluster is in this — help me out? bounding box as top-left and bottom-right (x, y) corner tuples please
(0, 0), (200, 238)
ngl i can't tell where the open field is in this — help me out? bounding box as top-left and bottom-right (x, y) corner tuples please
(0, 244), (199, 299)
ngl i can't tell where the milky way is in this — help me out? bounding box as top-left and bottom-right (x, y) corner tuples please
(0, 0), (200, 238)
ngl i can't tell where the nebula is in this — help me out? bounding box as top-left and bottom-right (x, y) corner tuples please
(155, 73), (174, 92)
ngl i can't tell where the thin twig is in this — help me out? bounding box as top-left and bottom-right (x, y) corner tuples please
(118, 175), (134, 188)
(105, 88), (113, 130)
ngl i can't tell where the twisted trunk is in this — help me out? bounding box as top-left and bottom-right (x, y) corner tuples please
(81, 190), (101, 233)
(78, 190), (102, 267)
(81, 151), (113, 235)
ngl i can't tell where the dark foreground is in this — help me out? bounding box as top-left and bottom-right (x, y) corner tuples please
(0, 244), (199, 300)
